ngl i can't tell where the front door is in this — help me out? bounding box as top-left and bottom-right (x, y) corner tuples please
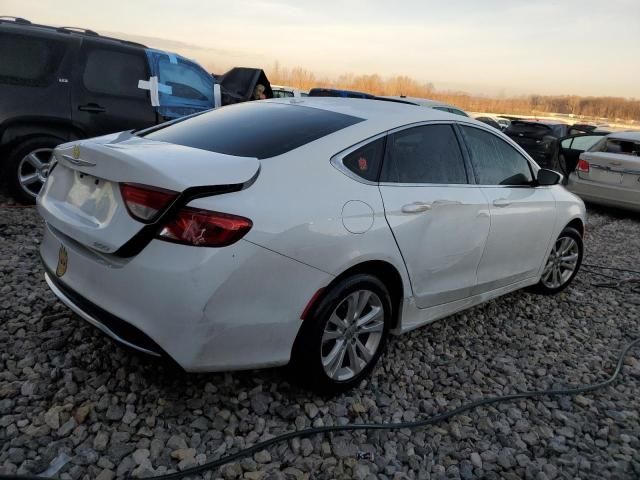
(458, 125), (557, 292)
(379, 124), (490, 308)
(72, 39), (157, 137)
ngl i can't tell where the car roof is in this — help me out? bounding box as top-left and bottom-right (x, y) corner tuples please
(262, 97), (483, 131)
(381, 96), (453, 108)
(607, 131), (640, 141)
(0, 17), (147, 49)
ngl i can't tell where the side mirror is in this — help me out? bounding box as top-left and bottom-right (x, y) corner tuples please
(536, 168), (563, 186)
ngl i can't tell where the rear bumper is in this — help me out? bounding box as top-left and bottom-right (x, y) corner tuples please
(40, 222), (331, 371)
(44, 270), (165, 358)
(567, 175), (640, 212)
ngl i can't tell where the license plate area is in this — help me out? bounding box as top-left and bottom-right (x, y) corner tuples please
(64, 169), (119, 225)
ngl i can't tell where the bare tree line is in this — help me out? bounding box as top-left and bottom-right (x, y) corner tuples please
(268, 64), (640, 122)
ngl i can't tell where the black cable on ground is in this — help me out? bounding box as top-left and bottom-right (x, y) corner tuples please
(2, 264), (639, 480)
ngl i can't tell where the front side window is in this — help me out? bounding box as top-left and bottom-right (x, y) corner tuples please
(157, 58), (213, 102)
(83, 48), (147, 98)
(571, 135), (604, 151)
(381, 124), (468, 184)
(460, 126), (533, 186)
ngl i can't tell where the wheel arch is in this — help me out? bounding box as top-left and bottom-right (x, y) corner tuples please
(0, 117), (86, 152)
(319, 259), (406, 331)
(565, 217), (585, 237)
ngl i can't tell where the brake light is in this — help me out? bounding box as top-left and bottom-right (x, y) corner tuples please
(576, 157), (590, 173)
(120, 183), (178, 222)
(158, 208), (252, 247)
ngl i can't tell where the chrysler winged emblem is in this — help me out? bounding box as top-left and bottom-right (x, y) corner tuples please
(72, 144), (81, 160)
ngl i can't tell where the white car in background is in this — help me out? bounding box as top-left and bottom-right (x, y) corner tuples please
(271, 84), (307, 98)
(567, 131), (640, 212)
(382, 96), (469, 116)
(38, 98), (585, 393)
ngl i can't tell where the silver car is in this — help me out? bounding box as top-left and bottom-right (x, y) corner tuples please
(567, 131), (640, 212)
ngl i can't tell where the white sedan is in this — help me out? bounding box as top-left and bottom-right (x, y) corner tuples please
(38, 98), (586, 393)
(567, 131), (640, 212)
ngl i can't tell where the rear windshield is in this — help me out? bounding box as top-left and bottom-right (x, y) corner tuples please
(143, 101), (363, 159)
(506, 121), (552, 137)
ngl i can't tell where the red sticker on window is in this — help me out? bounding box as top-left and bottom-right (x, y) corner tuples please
(358, 157), (368, 170)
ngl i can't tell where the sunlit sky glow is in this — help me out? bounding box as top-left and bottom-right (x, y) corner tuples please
(5, 0), (639, 98)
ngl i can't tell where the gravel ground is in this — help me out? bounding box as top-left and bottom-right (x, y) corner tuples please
(1, 192), (639, 480)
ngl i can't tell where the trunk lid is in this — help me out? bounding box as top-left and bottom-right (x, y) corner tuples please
(37, 131), (259, 253)
(579, 151), (640, 188)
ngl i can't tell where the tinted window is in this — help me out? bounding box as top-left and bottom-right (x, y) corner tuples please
(381, 125), (467, 184)
(461, 126), (533, 185)
(273, 89), (294, 98)
(342, 138), (385, 182)
(0, 32), (66, 86)
(143, 102), (363, 159)
(83, 48), (147, 98)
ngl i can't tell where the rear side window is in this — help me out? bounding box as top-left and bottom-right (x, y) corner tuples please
(381, 125), (467, 184)
(0, 32), (66, 86)
(143, 102), (364, 159)
(342, 138), (385, 182)
(83, 48), (147, 98)
(461, 126), (533, 185)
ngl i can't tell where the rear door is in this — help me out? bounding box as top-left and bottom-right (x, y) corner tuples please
(458, 125), (557, 292)
(559, 133), (606, 176)
(379, 123), (490, 308)
(72, 38), (157, 137)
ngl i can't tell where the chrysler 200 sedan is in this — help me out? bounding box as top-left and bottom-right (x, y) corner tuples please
(38, 98), (585, 393)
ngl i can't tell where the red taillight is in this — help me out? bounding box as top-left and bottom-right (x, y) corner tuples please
(158, 208), (252, 247)
(577, 158), (590, 173)
(120, 183), (178, 222)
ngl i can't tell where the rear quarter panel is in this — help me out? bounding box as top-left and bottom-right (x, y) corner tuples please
(188, 125), (412, 297)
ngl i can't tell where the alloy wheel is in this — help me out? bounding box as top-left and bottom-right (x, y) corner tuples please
(18, 148), (54, 198)
(541, 236), (580, 289)
(321, 289), (385, 381)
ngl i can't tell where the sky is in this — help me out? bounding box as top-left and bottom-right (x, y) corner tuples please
(4, 0), (639, 98)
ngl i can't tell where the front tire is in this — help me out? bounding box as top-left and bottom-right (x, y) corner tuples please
(290, 274), (391, 394)
(532, 227), (583, 294)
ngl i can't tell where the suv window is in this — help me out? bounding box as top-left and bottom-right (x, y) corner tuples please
(83, 48), (147, 98)
(158, 57), (213, 102)
(381, 125), (467, 184)
(143, 101), (364, 159)
(461, 126), (533, 185)
(0, 32), (66, 86)
(342, 138), (385, 182)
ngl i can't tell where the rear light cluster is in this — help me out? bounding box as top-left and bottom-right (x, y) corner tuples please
(158, 208), (252, 247)
(120, 183), (177, 222)
(120, 183), (252, 247)
(577, 157), (590, 173)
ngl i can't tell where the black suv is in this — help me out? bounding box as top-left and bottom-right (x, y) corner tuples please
(0, 17), (218, 203)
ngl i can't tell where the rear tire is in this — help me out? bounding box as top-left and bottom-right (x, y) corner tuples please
(290, 274), (391, 394)
(531, 227), (583, 295)
(6, 136), (62, 204)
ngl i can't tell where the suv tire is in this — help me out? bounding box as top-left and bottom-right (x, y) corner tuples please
(6, 136), (62, 204)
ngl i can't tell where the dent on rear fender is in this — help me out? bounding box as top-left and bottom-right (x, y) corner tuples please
(190, 243), (332, 370)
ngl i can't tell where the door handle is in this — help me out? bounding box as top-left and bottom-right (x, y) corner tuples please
(493, 198), (511, 207)
(78, 103), (106, 113)
(432, 199), (462, 207)
(401, 202), (432, 214)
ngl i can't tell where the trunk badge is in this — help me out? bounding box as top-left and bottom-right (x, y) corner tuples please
(63, 144), (96, 167)
(72, 145), (81, 159)
(56, 246), (68, 277)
